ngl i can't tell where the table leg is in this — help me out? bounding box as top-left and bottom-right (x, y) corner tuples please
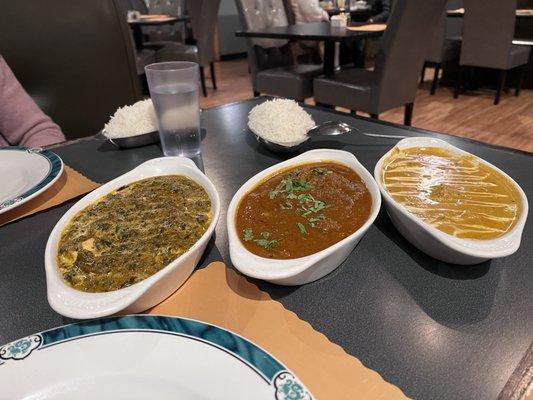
(132, 25), (144, 50)
(323, 40), (336, 76)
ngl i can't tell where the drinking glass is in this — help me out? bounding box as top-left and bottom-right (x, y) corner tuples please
(145, 62), (201, 157)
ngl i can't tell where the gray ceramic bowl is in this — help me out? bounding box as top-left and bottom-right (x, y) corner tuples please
(101, 130), (160, 149)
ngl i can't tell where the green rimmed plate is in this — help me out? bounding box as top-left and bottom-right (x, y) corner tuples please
(0, 315), (313, 399)
(0, 146), (63, 214)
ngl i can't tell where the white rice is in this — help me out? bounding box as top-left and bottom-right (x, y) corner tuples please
(248, 99), (315, 145)
(103, 99), (158, 138)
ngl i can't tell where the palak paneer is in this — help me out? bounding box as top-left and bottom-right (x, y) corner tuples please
(57, 175), (211, 292)
(382, 146), (522, 240)
(236, 162), (372, 259)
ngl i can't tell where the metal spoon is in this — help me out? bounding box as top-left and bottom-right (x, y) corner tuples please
(250, 120), (408, 155)
(307, 121), (408, 140)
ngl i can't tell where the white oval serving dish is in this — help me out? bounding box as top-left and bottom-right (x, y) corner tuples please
(374, 137), (528, 265)
(227, 149), (381, 285)
(45, 157), (220, 319)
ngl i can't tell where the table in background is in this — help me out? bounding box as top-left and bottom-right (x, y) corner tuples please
(446, 8), (533, 89)
(1, 98), (532, 400)
(447, 8), (533, 18)
(235, 21), (383, 75)
(128, 16), (190, 50)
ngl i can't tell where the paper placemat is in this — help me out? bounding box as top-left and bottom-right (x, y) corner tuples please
(347, 24), (387, 32)
(150, 262), (408, 399)
(0, 165), (100, 227)
(517, 9), (533, 16)
(140, 14), (170, 19)
(448, 8), (465, 14)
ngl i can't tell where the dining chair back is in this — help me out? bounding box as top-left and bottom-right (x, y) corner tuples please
(186, 0), (220, 67)
(372, 0), (448, 111)
(421, 2), (461, 94)
(235, 0), (322, 101)
(127, 0), (149, 14)
(313, 0), (447, 125)
(455, 0), (530, 104)
(461, 0), (516, 70)
(0, 0), (142, 139)
(282, 0), (297, 25)
(154, 0), (221, 96)
(425, 10), (448, 64)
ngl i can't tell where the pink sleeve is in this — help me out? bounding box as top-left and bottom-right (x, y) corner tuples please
(0, 57), (65, 147)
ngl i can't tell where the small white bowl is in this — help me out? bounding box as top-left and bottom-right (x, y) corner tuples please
(45, 157), (220, 319)
(227, 149), (381, 285)
(374, 137), (528, 265)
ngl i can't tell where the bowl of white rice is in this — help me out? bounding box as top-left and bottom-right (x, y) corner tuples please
(102, 99), (160, 149)
(248, 99), (315, 153)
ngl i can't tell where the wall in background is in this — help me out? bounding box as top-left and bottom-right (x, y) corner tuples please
(218, 0), (247, 56)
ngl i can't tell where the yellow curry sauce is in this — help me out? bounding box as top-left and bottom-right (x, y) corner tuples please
(236, 162), (372, 259)
(57, 175), (211, 292)
(382, 146), (521, 240)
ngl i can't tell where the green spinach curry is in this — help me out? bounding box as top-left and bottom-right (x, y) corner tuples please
(58, 175), (211, 292)
(236, 162), (372, 259)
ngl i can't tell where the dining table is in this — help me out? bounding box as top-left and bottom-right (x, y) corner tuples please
(1, 97), (532, 400)
(235, 21), (385, 75)
(447, 8), (533, 18)
(128, 15), (190, 50)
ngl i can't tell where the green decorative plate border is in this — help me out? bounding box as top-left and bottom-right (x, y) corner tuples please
(0, 146), (63, 212)
(0, 315), (312, 400)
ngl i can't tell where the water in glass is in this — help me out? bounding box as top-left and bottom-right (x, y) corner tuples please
(151, 83), (200, 157)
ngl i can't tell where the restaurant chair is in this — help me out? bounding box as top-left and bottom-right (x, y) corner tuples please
(0, 0), (142, 139)
(127, 0), (148, 13)
(313, 0), (448, 126)
(421, 6), (461, 95)
(235, 0), (323, 101)
(155, 0), (221, 97)
(453, 0), (531, 105)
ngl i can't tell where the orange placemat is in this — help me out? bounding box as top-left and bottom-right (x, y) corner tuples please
(448, 8), (465, 14)
(0, 165), (100, 226)
(517, 9), (533, 16)
(150, 262), (409, 399)
(347, 23), (387, 32)
(140, 14), (170, 19)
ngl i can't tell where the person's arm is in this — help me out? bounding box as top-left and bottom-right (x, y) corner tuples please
(298, 0), (330, 22)
(368, 0), (390, 23)
(0, 57), (65, 147)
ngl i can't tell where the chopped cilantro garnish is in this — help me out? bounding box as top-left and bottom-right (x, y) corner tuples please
(308, 215), (326, 227)
(243, 228), (254, 242)
(312, 167), (333, 175)
(297, 222), (308, 235)
(254, 232), (278, 249)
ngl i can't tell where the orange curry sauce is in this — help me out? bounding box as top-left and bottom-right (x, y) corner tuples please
(236, 162), (372, 259)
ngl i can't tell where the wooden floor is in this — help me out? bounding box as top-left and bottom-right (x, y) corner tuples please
(200, 58), (533, 153)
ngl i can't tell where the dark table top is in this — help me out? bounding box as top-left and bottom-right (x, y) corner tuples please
(235, 21), (383, 41)
(447, 8), (533, 18)
(1, 98), (532, 400)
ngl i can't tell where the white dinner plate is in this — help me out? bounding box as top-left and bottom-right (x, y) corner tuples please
(0, 147), (64, 214)
(0, 315), (312, 400)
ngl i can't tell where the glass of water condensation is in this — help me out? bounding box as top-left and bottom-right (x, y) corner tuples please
(145, 62), (201, 157)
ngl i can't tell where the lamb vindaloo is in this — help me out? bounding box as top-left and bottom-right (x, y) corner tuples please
(57, 175), (211, 292)
(236, 162), (372, 259)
